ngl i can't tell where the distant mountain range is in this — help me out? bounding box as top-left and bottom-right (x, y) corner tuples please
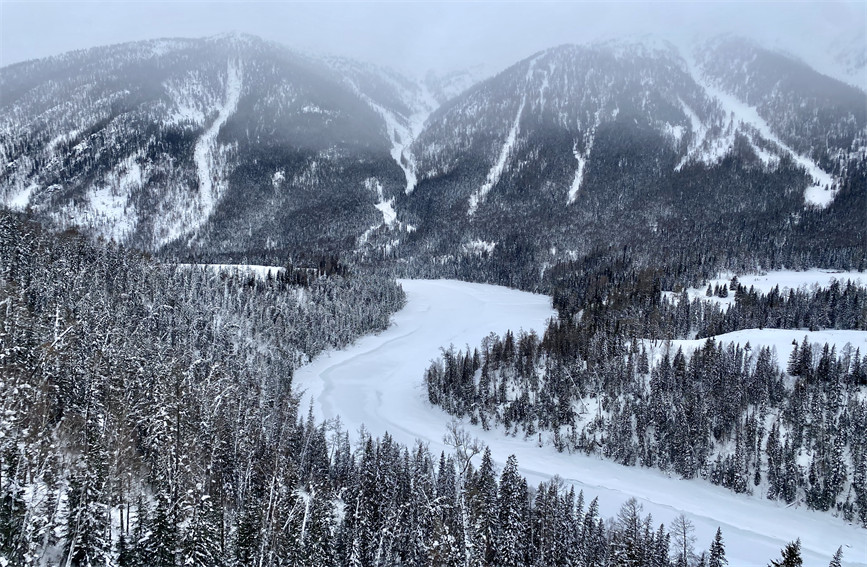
(1, 33), (864, 272)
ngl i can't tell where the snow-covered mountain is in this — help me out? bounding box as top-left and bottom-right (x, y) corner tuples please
(398, 38), (865, 267)
(0, 34), (429, 255)
(1, 34), (864, 266)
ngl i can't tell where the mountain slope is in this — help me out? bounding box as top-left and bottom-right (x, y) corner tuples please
(1, 35), (863, 275)
(394, 38), (864, 279)
(0, 34), (429, 255)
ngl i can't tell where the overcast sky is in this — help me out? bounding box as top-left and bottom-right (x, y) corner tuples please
(1, 1), (864, 78)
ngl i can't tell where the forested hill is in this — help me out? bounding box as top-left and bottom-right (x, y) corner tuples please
(1, 30), (865, 567)
(0, 208), (402, 564)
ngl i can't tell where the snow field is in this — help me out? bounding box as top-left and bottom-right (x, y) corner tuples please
(293, 279), (867, 566)
(646, 328), (867, 372)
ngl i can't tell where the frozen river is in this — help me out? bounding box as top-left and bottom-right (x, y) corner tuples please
(294, 279), (866, 566)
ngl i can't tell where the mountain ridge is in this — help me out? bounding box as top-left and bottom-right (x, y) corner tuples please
(1, 33), (863, 277)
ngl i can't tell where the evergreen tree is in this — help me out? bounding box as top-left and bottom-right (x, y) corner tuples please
(769, 539), (803, 567)
(496, 455), (527, 567)
(708, 527), (727, 567)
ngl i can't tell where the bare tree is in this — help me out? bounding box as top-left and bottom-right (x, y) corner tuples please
(671, 514), (697, 567)
(443, 419), (483, 567)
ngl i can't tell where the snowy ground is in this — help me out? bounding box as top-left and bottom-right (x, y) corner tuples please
(663, 269), (866, 308)
(647, 328), (867, 370)
(179, 263), (285, 280)
(293, 279), (867, 567)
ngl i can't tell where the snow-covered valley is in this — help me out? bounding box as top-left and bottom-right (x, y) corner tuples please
(294, 279), (867, 566)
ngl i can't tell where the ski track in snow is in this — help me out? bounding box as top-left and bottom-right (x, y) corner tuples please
(194, 59), (242, 220)
(688, 60), (837, 207)
(294, 279), (867, 567)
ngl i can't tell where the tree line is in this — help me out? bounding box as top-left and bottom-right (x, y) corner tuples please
(426, 276), (867, 523)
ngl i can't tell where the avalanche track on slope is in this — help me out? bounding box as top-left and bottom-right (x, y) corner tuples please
(346, 79), (437, 196)
(468, 58), (537, 216)
(193, 59), (242, 223)
(293, 279), (866, 567)
(686, 57), (837, 208)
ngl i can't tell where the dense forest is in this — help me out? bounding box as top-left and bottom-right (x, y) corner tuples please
(1, 209), (846, 566)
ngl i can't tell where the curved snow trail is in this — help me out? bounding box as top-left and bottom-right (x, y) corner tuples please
(194, 59), (242, 217)
(293, 279), (866, 567)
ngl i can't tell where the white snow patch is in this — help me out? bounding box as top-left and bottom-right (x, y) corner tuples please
(467, 95), (524, 215)
(568, 140), (588, 204)
(651, 328), (867, 370)
(366, 178), (396, 227)
(301, 104), (328, 114)
(374, 200), (397, 227)
(188, 263), (286, 281)
(569, 109), (601, 204)
(272, 169), (285, 189)
(468, 58), (541, 215)
(6, 183), (38, 210)
(463, 239), (497, 255)
(48, 154), (142, 242)
(87, 186), (136, 237)
(663, 122), (686, 146)
(357, 178), (412, 247)
(294, 279), (867, 567)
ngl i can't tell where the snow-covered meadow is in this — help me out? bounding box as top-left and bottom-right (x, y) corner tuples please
(663, 269), (866, 309)
(294, 278), (867, 566)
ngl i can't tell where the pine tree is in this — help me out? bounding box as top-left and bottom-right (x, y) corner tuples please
(828, 546), (843, 567)
(468, 447), (498, 567)
(496, 455), (527, 567)
(708, 527), (727, 567)
(769, 539), (803, 567)
(611, 497), (644, 566)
